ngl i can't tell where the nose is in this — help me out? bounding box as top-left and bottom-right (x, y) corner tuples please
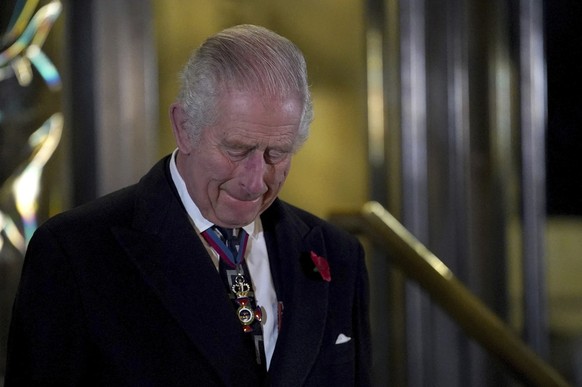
(240, 151), (268, 197)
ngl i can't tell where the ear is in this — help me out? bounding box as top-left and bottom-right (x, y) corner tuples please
(169, 102), (194, 154)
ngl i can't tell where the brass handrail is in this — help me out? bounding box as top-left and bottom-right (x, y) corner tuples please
(336, 201), (571, 387)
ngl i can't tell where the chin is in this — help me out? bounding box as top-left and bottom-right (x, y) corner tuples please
(220, 207), (261, 226)
(217, 195), (274, 225)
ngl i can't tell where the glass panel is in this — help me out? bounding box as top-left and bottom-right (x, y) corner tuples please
(0, 0), (64, 378)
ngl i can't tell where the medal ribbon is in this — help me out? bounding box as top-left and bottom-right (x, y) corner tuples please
(202, 227), (249, 268)
(201, 226), (267, 370)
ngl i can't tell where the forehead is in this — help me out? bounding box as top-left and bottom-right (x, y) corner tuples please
(210, 91), (303, 143)
(218, 90), (302, 119)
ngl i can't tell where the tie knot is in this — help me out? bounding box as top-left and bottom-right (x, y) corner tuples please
(213, 226), (237, 244)
(202, 226), (248, 266)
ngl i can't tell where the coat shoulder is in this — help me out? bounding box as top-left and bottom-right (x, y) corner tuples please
(41, 185), (138, 236)
(38, 157), (171, 237)
(274, 200), (361, 248)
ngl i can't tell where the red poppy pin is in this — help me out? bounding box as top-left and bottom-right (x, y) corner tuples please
(310, 251), (331, 282)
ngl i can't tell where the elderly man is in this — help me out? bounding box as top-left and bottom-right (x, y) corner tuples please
(5, 25), (371, 386)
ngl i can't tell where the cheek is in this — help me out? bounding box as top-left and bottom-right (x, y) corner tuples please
(205, 155), (236, 179)
(186, 154), (233, 197)
(276, 162), (291, 183)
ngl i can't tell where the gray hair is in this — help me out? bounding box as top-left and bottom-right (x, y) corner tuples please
(176, 24), (313, 150)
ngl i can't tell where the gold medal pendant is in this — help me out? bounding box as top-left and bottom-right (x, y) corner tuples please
(231, 274), (262, 332)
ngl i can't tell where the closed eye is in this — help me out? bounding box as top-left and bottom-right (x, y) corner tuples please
(265, 149), (290, 164)
(225, 147), (251, 160)
(223, 145), (290, 164)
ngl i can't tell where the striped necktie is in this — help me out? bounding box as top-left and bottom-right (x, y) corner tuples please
(202, 226), (267, 370)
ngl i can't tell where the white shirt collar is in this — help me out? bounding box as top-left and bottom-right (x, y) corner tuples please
(169, 150), (258, 237)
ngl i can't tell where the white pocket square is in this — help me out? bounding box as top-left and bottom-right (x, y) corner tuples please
(335, 333), (352, 344)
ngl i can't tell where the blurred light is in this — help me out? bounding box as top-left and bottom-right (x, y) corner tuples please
(0, 0), (62, 88)
(1, 0), (41, 47)
(366, 28), (385, 166)
(26, 44), (60, 89)
(0, 210), (26, 255)
(12, 112), (63, 243)
(12, 55), (33, 86)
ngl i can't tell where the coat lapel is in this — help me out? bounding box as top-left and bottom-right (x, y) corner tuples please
(110, 158), (261, 385)
(263, 201), (330, 385)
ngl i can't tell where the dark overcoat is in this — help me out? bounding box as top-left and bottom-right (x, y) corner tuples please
(5, 156), (371, 386)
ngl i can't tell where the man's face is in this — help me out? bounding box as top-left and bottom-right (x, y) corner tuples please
(173, 91), (303, 228)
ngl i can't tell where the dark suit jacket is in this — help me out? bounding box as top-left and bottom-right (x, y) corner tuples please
(5, 156), (371, 386)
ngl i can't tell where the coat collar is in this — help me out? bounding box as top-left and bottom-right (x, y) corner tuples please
(112, 157), (330, 385)
(261, 201), (330, 385)
(111, 158), (262, 385)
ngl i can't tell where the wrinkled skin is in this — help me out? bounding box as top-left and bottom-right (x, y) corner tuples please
(170, 91), (303, 228)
